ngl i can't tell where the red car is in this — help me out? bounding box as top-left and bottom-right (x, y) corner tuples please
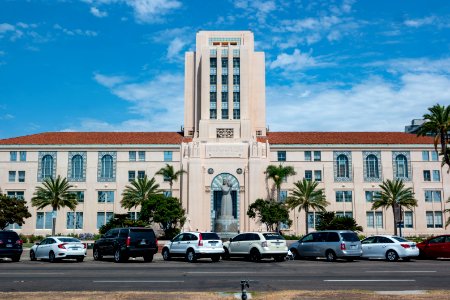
(417, 235), (450, 259)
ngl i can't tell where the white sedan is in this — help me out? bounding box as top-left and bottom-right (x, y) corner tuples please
(361, 235), (419, 261)
(30, 236), (87, 262)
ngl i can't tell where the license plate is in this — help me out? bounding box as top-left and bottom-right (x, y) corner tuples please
(140, 241), (146, 245)
(70, 247), (79, 250)
(6, 244), (12, 248)
(350, 245), (356, 249)
(209, 241), (217, 244)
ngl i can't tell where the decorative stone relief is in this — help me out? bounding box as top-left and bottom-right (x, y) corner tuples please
(206, 144), (245, 158)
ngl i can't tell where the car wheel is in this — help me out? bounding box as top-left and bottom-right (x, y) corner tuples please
(249, 248), (261, 262)
(274, 255), (285, 262)
(222, 248), (230, 260)
(49, 251), (56, 263)
(30, 250), (37, 261)
(211, 255), (220, 262)
(76, 257), (84, 262)
(93, 247), (102, 261)
(114, 249), (124, 263)
(386, 250), (399, 262)
(11, 255), (20, 262)
(162, 248), (171, 261)
(290, 248), (301, 260)
(143, 254), (154, 262)
(186, 249), (197, 263)
(325, 250), (337, 262)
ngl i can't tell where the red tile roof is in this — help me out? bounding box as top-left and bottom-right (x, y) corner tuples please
(0, 132), (187, 145)
(266, 132), (434, 145)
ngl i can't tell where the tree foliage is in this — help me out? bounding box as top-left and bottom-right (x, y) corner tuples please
(0, 194), (32, 230)
(155, 164), (186, 194)
(140, 194), (186, 239)
(31, 175), (77, 235)
(315, 211), (363, 232)
(265, 164), (296, 201)
(121, 176), (160, 210)
(286, 179), (329, 234)
(417, 103), (450, 169)
(372, 179), (418, 236)
(98, 213), (147, 235)
(247, 198), (292, 232)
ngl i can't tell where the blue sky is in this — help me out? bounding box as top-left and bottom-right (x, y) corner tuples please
(1, 0), (450, 139)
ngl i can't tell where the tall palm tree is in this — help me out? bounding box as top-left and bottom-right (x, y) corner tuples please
(445, 197), (450, 228)
(286, 179), (329, 234)
(155, 164), (186, 196)
(265, 164), (296, 201)
(372, 179), (418, 236)
(121, 176), (160, 210)
(417, 103), (450, 169)
(31, 175), (77, 236)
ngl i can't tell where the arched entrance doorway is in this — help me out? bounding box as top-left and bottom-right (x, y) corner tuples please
(210, 173), (239, 234)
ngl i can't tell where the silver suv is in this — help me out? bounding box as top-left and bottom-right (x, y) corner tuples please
(222, 232), (288, 262)
(161, 232), (224, 263)
(289, 230), (362, 261)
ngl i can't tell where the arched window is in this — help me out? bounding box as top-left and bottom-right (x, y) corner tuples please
(396, 154), (408, 178)
(366, 154), (379, 178)
(101, 155), (113, 178)
(337, 154), (349, 178)
(42, 155), (53, 179)
(71, 155), (83, 179)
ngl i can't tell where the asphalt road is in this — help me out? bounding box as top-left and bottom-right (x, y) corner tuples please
(0, 250), (449, 293)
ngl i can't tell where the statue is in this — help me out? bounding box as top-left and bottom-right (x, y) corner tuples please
(220, 178), (233, 217)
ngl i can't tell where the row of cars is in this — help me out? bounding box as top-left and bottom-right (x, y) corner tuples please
(1, 229), (449, 263)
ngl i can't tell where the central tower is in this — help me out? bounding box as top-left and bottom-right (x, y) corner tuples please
(184, 31), (266, 140)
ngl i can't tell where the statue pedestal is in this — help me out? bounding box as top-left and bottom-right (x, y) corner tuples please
(215, 216), (238, 234)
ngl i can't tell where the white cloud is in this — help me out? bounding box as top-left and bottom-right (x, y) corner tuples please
(234, 0), (278, 24)
(90, 7), (108, 18)
(167, 37), (187, 60)
(125, 0), (182, 23)
(0, 114), (14, 120)
(0, 23), (15, 34)
(269, 49), (331, 71)
(151, 27), (191, 62)
(94, 73), (129, 88)
(54, 24), (98, 37)
(404, 16), (436, 28)
(367, 57), (450, 75)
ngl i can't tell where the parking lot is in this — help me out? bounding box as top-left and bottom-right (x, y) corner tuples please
(0, 249), (449, 294)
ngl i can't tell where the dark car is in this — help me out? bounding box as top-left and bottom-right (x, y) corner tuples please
(0, 230), (23, 262)
(93, 227), (157, 263)
(417, 235), (450, 259)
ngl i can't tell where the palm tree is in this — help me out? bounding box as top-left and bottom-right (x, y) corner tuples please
(121, 176), (160, 210)
(445, 197), (450, 228)
(286, 179), (329, 234)
(372, 179), (418, 236)
(265, 164), (296, 201)
(417, 103), (450, 169)
(155, 164), (186, 196)
(31, 175), (77, 236)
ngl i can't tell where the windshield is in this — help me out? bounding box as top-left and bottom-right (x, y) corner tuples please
(130, 229), (155, 240)
(201, 233), (220, 240)
(263, 233), (284, 240)
(341, 232), (360, 242)
(58, 238), (81, 243)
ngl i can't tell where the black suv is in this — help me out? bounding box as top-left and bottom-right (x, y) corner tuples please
(0, 230), (23, 262)
(93, 227), (157, 263)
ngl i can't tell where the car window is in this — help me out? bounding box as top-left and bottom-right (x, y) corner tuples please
(391, 236), (408, 243)
(119, 229), (129, 238)
(446, 236), (450, 243)
(58, 238), (81, 243)
(262, 233), (284, 240)
(182, 234), (191, 241)
(201, 233), (220, 240)
(40, 238), (49, 245)
(429, 236), (446, 244)
(252, 234), (261, 241)
(48, 238), (56, 244)
(110, 229), (119, 237)
(130, 229), (155, 240)
(362, 237), (376, 244)
(233, 234), (245, 242)
(326, 232), (340, 242)
(301, 234), (314, 243)
(189, 234), (198, 241)
(172, 234), (183, 242)
(0, 232), (19, 239)
(377, 237), (394, 244)
(340, 232), (360, 242)
(314, 232), (328, 242)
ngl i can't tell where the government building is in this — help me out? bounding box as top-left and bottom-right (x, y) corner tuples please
(0, 31), (448, 237)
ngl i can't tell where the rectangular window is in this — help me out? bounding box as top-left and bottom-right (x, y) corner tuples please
(366, 212), (374, 228)
(233, 109), (240, 119)
(422, 151), (429, 161)
(8, 171), (16, 182)
(137, 171), (145, 179)
(19, 151), (26, 161)
(67, 212), (83, 229)
(18, 171), (25, 182)
(336, 211), (353, 218)
(98, 191), (114, 203)
(164, 151), (173, 161)
(277, 151), (286, 162)
(432, 170), (440, 181)
(163, 190), (172, 197)
(423, 170), (431, 181)
(138, 151), (145, 161)
(210, 92), (217, 102)
(97, 212), (114, 229)
(314, 151), (321, 161)
(7, 191), (24, 199)
(365, 190), (381, 202)
(307, 212), (317, 228)
(6, 223), (22, 230)
(128, 171), (135, 182)
(279, 190), (288, 202)
(304, 170), (312, 181)
(366, 212), (384, 228)
(10, 151), (17, 161)
(128, 211), (140, 220)
(210, 75), (217, 84)
(210, 57), (217, 68)
(210, 109), (217, 119)
(425, 190), (441, 202)
(304, 151), (311, 161)
(233, 92), (240, 102)
(222, 109), (228, 119)
(71, 191), (84, 203)
(336, 191), (352, 202)
(404, 211), (413, 228)
(222, 74), (228, 84)
(427, 211), (443, 228)
(314, 170), (322, 181)
(222, 57), (228, 68)
(129, 151), (136, 161)
(36, 212), (52, 229)
(431, 151), (439, 161)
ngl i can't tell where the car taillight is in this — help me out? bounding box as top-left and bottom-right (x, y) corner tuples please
(198, 233), (203, 247)
(58, 243), (67, 249)
(261, 241), (268, 247)
(0, 240), (3, 244)
(401, 244), (411, 249)
(83, 243), (87, 249)
(16, 239), (23, 246)
(340, 243), (346, 250)
(155, 237), (158, 248)
(126, 236), (131, 247)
